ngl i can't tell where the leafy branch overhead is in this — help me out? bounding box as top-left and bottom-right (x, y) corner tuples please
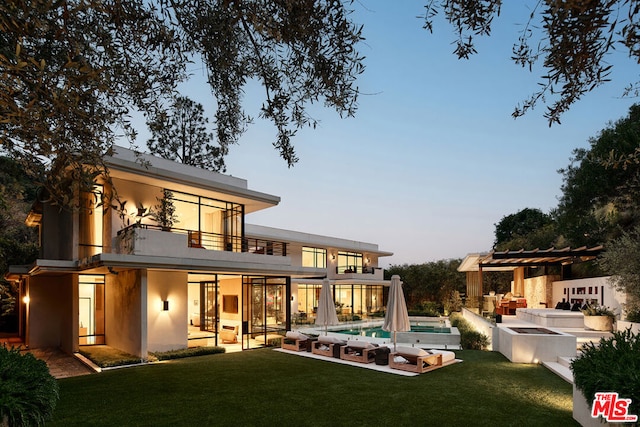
(0, 0), (365, 207)
(423, 0), (639, 125)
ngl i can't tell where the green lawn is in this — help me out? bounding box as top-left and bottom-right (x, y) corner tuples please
(50, 349), (578, 426)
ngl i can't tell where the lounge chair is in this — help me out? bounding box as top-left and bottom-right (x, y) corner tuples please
(389, 346), (456, 374)
(281, 331), (312, 351)
(219, 325), (238, 343)
(339, 340), (378, 364)
(312, 335), (347, 358)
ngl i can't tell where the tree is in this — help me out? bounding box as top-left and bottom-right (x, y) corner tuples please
(1, 0), (364, 208)
(598, 224), (640, 311)
(387, 259), (465, 310)
(555, 104), (640, 247)
(147, 96), (225, 172)
(0, 156), (38, 330)
(493, 208), (557, 251)
(423, 1), (640, 125)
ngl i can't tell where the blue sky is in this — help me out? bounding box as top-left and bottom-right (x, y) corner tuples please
(140, 2), (640, 267)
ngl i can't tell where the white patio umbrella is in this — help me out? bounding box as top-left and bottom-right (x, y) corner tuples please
(315, 278), (339, 335)
(382, 275), (411, 351)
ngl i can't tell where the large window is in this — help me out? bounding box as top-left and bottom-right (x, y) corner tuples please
(302, 247), (326, 268)
(293, 283), (385, 325)
(337, 251), (363, 273)
(243, 276), (289, 349)
(78, 274), (105, 345)
(171, 190), (244, 251)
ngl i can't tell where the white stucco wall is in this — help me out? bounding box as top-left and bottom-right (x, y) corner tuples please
(147, 270), (188, 352)
(26, 275), (75, 353)
(553, 276), (625, 317)
(106, 269), (145, 358)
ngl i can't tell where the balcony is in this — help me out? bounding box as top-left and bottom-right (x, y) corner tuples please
(115, 224), (287, 259)
(334, 265), (384, 280)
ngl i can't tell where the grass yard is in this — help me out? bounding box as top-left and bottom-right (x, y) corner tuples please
(50, 349), (578, 426)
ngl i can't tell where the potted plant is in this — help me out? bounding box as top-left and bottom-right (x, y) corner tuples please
(581, 302), (615, 332)
(149, 189), (179, 231)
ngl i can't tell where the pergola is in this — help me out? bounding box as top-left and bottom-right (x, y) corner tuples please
(458, 246), (603, 306)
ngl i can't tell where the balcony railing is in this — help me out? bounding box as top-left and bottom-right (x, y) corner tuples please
(117, 224), (287, 257)
(335, 265), (376, 274)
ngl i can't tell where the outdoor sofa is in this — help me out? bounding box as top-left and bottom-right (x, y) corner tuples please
(339, 340), (379, 364)
(281, 331), (313, 351)
(389, 346), (456, 374)
(311, 335), (347, 358)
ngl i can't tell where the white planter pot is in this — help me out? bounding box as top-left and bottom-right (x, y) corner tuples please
(584, 315), (614, 332)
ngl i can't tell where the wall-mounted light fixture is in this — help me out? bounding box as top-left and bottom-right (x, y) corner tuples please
(366, 257), (371, 264)
(23, 295), (30, 304)
(137, 207), (147, 217)
(162, 300), (170, 311)
(290, 296), (294, 301)
(331, 254), (336, 260)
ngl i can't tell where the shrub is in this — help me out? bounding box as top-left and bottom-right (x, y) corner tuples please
(78, 347), (142, 368)
(449, 312), (489, 350)
(150, 346), (225, 361)
(571, 329), (640, 417)
(0, 346), (59, 426)
(627, 308), (640, 323)
(408, 301), (441, 317)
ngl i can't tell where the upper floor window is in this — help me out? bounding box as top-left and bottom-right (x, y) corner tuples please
(302, 247), (326, 268)
(338, 251), (362, 273)
(171, 190), (244, 251)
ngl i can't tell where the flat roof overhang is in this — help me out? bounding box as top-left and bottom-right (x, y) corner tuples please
(77, 253), (316, 277)
(458, 246), (604, 272)
(105, 146), (280, 214)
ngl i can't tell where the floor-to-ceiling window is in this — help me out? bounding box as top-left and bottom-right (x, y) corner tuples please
(293, 283), (385, 323)
(242, 276), (289, 349)
(293, 283), (322, 325)
(170, 190), (244, 251)
(78, 274), (105, 345)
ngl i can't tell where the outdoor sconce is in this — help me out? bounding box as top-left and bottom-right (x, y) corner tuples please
(23, 296), (30, 304)
(162, 300), (169, 311)
(331, 254), (335, 260)
(137, 207), (147, 217)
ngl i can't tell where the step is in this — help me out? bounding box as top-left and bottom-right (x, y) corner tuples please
(542, 361), (573, 384)
(557, 356), (574, 369)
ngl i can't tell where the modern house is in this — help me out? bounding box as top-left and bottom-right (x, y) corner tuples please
(6, 147), (392, 358)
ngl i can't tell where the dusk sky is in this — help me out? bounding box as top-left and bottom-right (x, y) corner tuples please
(136, 2), (640, 267)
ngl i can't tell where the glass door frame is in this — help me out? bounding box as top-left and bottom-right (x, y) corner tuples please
(241, 275), (290, 350)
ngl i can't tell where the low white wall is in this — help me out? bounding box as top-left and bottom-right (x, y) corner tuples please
(573, 385), (618, 426)
(553, 277), (625, 319)
(461, 308), (498, 350)
(617, 320), (640, 334)
(498, 327), (576, 363)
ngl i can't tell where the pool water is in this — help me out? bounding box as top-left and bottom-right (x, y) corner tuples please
(333, 325), (451, 339)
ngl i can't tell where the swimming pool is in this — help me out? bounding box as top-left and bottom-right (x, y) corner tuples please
(333, 324), (451, 338)
(302, 318), (461, 349)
